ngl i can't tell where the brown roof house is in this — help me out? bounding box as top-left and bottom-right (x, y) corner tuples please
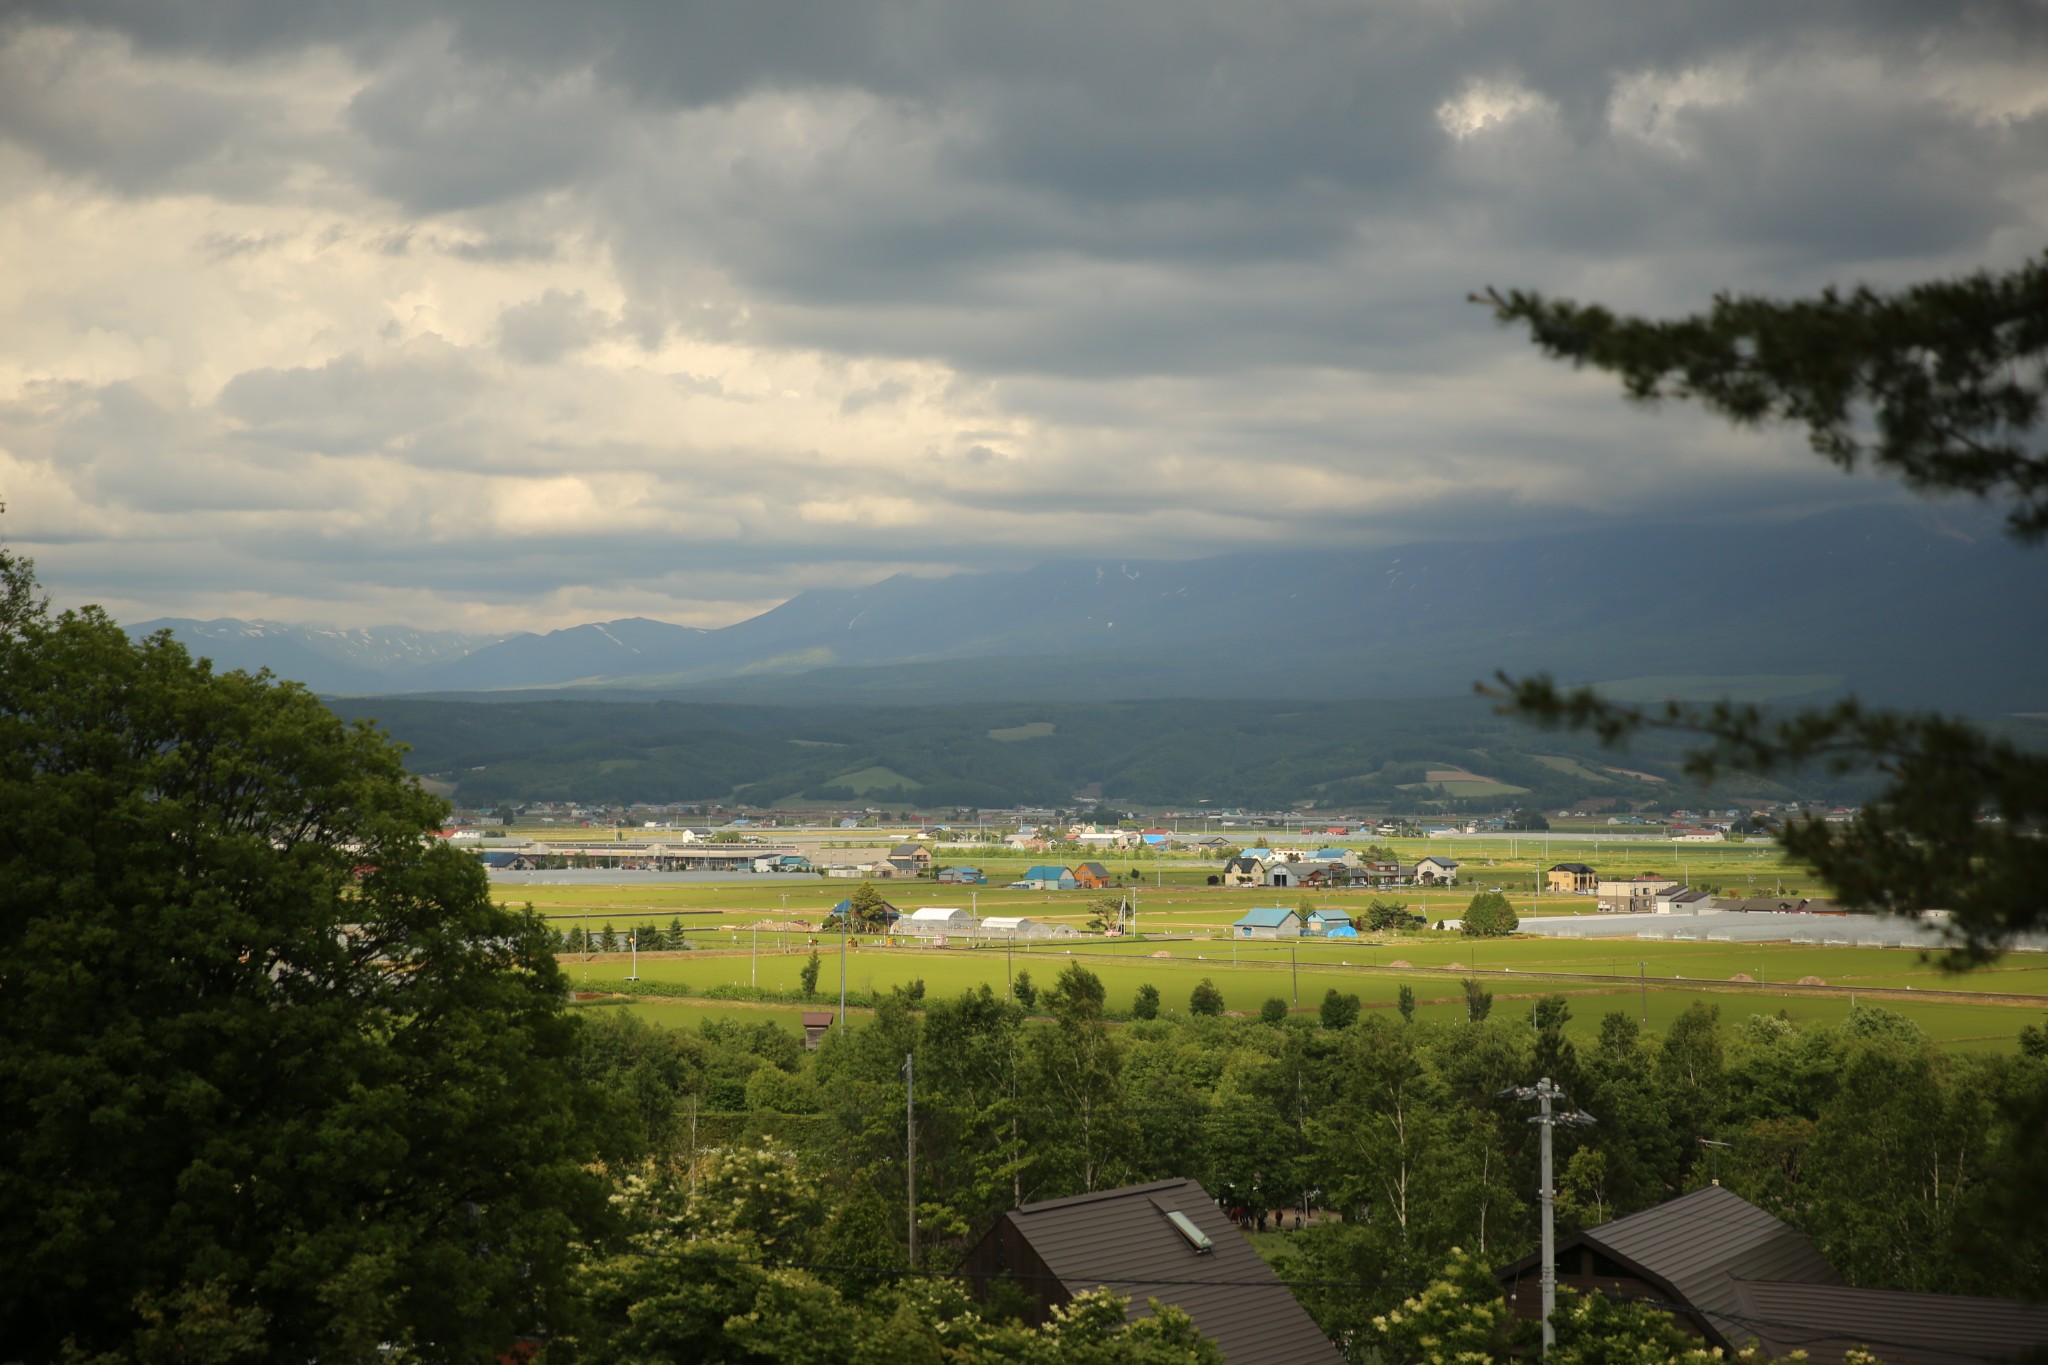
(960, 1178), (1340, 1364)
(1499, 1184), (2048, 1365)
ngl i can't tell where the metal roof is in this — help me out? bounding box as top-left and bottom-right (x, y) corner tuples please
(1233, 906), (1298, 928)
(998, 1179), (1341, 1364)
(1583, 1185), (1839, 1329)
(1726, 1280), (2048, 1364)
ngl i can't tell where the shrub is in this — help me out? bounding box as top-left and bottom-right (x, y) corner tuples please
(1132, 983), (1161, 1020)
(1189, 978), (1226, 1017)
(1260, 998), (1289, 1026)
(1461, 891), (1520, 937)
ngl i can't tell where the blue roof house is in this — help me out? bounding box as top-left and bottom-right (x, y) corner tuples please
(1234, 906), (1302, 939)
(1014, 865), (1079, 891)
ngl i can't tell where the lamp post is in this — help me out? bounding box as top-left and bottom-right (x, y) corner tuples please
(1499, 1078), (1597, 1353)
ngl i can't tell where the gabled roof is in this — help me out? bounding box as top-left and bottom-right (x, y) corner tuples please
(1234, 906), (1298, 928)
(1416, 855), (1460, 868)
(1022, 864), (1074, 880)
(1222, 856), (1264, 872)
(981, 1178), (1341, 1364)
(1504, 1185), (1839, 1350)
(1076, 862), (1110, 876)
(1726, 1279), (2048, 1365)
(1549, 862), (1597, 874)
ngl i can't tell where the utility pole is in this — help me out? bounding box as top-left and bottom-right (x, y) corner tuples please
(751, 921), (758, 988)
(1639, 961), (1647, 1023)
(1499, 1078), (1597, 1353)
(904, 1052), (917, 1267)
(839, 914), (849, 1027)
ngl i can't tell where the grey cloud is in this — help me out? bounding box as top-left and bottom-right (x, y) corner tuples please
(218, 351), (487, 455)
(494, 289), (606, 364)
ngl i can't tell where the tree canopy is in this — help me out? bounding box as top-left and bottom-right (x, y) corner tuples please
(1480, 255), (2048, 963)
(0, 547), (614, 1358)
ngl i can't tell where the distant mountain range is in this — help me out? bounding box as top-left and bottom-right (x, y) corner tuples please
(130, 504), (2048, 712)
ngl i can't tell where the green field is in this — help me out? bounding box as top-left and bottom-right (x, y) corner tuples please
(558, 933), (2044, 1053)
(506, 840), (2045, 1052)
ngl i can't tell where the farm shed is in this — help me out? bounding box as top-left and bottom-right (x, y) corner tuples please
(1232, 906), (1301, 939)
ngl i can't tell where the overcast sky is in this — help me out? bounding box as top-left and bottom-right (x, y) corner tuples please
(3, 0), (2045, 632)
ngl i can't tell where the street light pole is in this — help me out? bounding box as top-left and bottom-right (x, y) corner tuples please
(1500, 1077), (1597, 1353)
(627, 930), (638, 982)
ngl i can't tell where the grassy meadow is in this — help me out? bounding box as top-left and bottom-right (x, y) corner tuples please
(516, 834), (2046, 1053)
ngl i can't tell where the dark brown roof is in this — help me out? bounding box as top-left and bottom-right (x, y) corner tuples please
(1727, 1280), (2048, 1365)
(1501, 1184), (1839, 1349)
(992, 1178), (1340, 1364)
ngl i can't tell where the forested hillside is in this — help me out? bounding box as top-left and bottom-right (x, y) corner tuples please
(350, 694), (1813, 810)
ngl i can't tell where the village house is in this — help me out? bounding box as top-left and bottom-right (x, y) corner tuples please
(1597, 873), (1682, 913)
(1413, 856), (1460, 885)
(1546, 862), (1599, 893)
(1072, 861), (1113, 889)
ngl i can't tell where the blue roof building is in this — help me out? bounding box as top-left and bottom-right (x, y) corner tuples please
(1233, 906), (1302, 939)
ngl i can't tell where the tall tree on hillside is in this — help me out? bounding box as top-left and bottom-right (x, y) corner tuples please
(0, 541), (615, 1359)
(1478, 255), (2048, 962)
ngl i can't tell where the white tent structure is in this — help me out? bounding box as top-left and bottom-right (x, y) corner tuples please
(899, 906), (978, 938)
(979, 916), (1077, 941)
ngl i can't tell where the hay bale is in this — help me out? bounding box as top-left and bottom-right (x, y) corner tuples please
(1797, 974), (1827, 986)
(1388, 960), (1413, 969)
(1729, 973), (1755, 983)
(1445, 962), (1465, 971)
(1151, 950), (1173, 959)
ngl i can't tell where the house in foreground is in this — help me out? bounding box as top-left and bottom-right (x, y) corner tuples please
(1498, 1184), (2048, 1364)
(960, 1178), (1341, 1364)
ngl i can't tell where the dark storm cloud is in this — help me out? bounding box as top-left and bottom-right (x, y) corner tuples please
(6, 0), (2048, 630)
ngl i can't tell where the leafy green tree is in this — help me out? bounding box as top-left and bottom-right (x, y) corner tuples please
(1397, 983), (1417, 1023)
(801, 949), (823, 996)
(1048, 963), (1108, 1020)
(1260, 998), (1289, 1026)
(1479, 257), (2048, 961)
(1354, 1246), (1525, 1364)
(848, 880), (892, 931)
(1189, 978), (1226, 1017)
(1319, 988), (1361, 1030)
(0, 589), (614, 1358)
(1463, 978), (1494, 1023)
(1547, 1282), (1724, 1364)
(1013, 969), (1039, 1011)
(1086, 895), (1127, 934)
(1461, 890), (1519, 938)
(1367, 899), (1424, 932)
(1132, 983), (1161, 1020)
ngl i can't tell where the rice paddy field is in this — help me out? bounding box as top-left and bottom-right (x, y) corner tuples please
(522, 835), (2047, 1053)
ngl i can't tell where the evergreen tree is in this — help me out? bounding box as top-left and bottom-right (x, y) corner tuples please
(800, 949), (822, 997)
(1481, 255), (2048, 960)
(1462, 978), (1494, 1023)
(1189, 979), (1226, 1017)
(1398, 983), (1417, 1023)
(1132, 983), (1161, 1020)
